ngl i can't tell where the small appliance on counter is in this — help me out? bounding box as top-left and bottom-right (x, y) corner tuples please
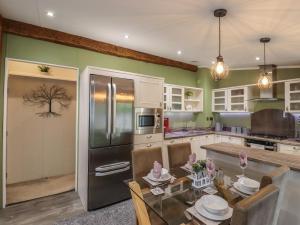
(164, 117), (171, 132)
(215, 122), (223, 132)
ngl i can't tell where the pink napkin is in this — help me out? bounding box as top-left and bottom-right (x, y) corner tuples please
(153, 161), (162, 179)
(188, 153), (196, 165)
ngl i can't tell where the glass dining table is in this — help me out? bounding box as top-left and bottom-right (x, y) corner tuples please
(125, 160), (265, 225)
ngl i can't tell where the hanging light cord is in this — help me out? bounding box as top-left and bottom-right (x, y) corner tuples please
(218, 17), (221, 57)
(263, 42), (266, 74)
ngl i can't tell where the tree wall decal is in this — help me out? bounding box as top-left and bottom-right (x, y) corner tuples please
(23, 84), (72, 117)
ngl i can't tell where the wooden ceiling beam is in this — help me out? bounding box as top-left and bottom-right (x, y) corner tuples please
(2, 18), (198, 72)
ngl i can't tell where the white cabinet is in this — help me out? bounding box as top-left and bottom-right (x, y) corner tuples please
(135, 77), (164, 108)
(212, 87), (252, 113)
(212, 89), (228, 112)
(164, 84), (203, 112)
(278, 143), (300, 155)
(198, 134), (215, 160)
(221, 135), (244, 145)
(214, 134), (222, 143)
(134, 142), (163, 151)
(285, 80), (300, 112)
(164, 85), (184, 111)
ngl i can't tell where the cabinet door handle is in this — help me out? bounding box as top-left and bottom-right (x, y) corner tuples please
(170, 140), (175, 143)
(146, 135), (152, 139)
(146, 144), (152, 148)
(190, 137), (193, 141)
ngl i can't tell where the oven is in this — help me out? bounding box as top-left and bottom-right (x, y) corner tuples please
(135, 108), (162, 134)
(245, 138), (278, 151)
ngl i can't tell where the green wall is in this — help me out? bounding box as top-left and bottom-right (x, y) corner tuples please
(0, 34), (206, 207)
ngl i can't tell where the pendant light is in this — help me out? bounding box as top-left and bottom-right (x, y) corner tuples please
(257, 37), (272, 89)
(211, 9), (229, 81)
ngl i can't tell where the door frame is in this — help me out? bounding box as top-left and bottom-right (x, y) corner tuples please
(2, 58), (80, 208)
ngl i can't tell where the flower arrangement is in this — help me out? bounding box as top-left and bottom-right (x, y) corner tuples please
(191, 159), (215, 188)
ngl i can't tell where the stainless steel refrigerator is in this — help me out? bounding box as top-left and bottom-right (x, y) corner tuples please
(88, 74), (134, 210)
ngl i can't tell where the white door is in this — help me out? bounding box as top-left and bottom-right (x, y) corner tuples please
(212, 90), (228, 112)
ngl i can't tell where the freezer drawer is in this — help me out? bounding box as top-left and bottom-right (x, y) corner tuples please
(88, 145), (133, 172)
(88, 166), (131, 210)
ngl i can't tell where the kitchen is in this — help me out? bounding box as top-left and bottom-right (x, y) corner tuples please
(1, 1), (300, 225)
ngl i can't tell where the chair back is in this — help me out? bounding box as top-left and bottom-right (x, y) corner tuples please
(231, 184), (279, 225)
(129, 181), (151, 225)
(132, 147), (163, 179)
(167, 142), (191, 169)
(259, 165), (290, 225)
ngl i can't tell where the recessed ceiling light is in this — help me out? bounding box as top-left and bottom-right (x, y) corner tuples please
(46, 11), (54, 17)
(177, 50), (182, 55)
(255, 56), (260, 61)
(124, 34), (129, 39)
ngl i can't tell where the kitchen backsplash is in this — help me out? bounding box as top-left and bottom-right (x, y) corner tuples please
(164, 112), (199, 129)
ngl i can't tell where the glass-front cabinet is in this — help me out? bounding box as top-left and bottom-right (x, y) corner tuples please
(285, 80), (300, 112)
(212, 87), (250, 112)
(164, 84), (203, 112)
(228, 87), (247, 112)
(164, 85), (183, 111)
(212, 90), (227, 112)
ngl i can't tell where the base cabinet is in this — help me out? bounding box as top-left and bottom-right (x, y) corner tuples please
(278, 143), (300, 155)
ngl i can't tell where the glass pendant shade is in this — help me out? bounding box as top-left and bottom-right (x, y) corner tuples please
(258, 72), (272, 89)
(210, 56), (229, 81)
(257, 37), (272, 89)
(210, 9), (229, 81)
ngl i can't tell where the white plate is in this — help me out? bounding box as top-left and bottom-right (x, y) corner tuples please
(201, 195), (229, 215)
(195, 197), (233, 221)
(238, 177), (260, 192)
(147, 168), (171, 182)
(233, 182), (257, 195)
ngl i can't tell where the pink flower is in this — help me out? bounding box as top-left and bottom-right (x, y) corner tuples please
(188, 153), (196, 165)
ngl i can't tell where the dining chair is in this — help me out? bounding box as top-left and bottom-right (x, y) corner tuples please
(167, 142), (191, 169)
(259, 165), (290, 225)
(230, 184), (279, 225)
(129, 181), (166, 225)
(132, 147), (163, 179)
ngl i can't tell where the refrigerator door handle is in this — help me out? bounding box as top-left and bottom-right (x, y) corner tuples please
(112, 83), (117, 134)
(107, 83), (112, 138)
(95, 161), (130, 172)
(90, 79), (96, 140)
(95, 166), (130, 177)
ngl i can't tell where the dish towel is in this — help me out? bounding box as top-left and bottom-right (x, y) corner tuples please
(186, 207), (221, 225)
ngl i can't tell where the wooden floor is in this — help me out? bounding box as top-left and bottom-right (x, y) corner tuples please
(0, 191), (84, 225)
(7, 174), (75, 205)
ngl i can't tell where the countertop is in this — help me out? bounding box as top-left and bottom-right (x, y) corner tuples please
(164, 129), (300, 146)
(201, 143), (300, 171)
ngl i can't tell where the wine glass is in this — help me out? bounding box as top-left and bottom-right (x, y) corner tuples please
(239, 151), (248, 177)
(206, 159), (216, 186)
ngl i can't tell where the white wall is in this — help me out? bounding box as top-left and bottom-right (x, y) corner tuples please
(7, 76), (76, 184)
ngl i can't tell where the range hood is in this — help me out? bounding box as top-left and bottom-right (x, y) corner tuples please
(249, 64), (284, 101)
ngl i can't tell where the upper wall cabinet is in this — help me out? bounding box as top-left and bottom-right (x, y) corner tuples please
(212, 87), (252, 113)
(164, 84), (203, 112)
(135, 76), (164, 108)
(285, 79), (300, 112)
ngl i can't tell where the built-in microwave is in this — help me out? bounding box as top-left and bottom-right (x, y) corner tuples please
(135, 108), (163, 134)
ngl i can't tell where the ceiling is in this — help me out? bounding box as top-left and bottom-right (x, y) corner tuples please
(1, 0), (300, 68)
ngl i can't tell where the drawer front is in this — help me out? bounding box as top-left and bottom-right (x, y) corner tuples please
(214, 135), (222, 143)
(134, 141), (163, 150)
(181, 136), (201, 143)
(164, 138), (183, 145)
(134, 133), (163, 145)
(279, 144), (300, 154)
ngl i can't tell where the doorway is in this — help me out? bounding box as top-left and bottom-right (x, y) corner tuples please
(3, 59), (78, 206)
